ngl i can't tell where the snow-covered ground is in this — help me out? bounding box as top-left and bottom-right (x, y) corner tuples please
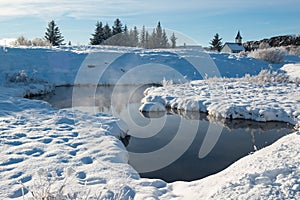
(0, 45), (300, 199)
(140, 70), (300, 125)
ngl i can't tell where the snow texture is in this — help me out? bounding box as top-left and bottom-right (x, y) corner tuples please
(140, 70), (300, 125)
(0, 45), (300, 199)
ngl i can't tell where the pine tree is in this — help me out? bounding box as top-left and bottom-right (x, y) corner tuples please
(145, 31), (150, 49)
(90, 21), (104, 45)
(130, 26), (139, 47)
(156, 21), (163, 48)
(111, 18), (124, 46)
(210, 33), (223, 52)
(170, 32), (177, 48)
(140, 25), (146, 48)
(161, 29), (169, 48)
(122, 25), (130, 46)
(45, 20), (64, 46)
(103, 23), (112, 41)
(112, 18), (123, 35)
(149, 29), (157, 49)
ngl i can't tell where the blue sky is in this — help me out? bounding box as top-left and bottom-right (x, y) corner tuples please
(0, 0), (299, 46)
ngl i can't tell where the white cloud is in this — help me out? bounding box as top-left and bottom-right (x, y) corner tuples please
(0, 0), (298, 20)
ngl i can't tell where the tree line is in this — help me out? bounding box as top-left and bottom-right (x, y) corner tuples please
(39, 19), (177, 48)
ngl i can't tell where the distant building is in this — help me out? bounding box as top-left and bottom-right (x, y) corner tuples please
(221, 31), (245, 53)
(235, 31), (242, 44)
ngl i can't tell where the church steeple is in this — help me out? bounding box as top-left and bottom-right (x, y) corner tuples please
(235, 31), (242, 44)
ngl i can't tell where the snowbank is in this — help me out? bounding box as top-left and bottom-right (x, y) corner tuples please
(1, 46), (300, 199)
(140, 70), (300, 125)
(1, 45), (298, 86)
(163, 131), (300, 199)
(281, 63), (300, 81)
(0, 80), (169, 199)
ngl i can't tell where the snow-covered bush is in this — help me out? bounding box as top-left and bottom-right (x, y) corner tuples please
(20, 167), (76, 199)
(286, 45), (300, 57)
(248, 48), (285, 63)
(7, 70), (30, 83)
(258, 42), (270, 49)
(11, 36), (50, 46)
(242, 70), (290, 84)
(32, 38), (51, 46)
(162, 78), (174, 87)
(6, 70), (46, 84)
(21, 168), (134, 200)
(12, 36), (32, 46)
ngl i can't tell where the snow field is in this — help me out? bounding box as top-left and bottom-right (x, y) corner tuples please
(140, 70), (300, 125)
(0, 94), (172, 199)
(1, 46), (300, 199)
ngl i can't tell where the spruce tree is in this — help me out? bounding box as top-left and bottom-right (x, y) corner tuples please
(130, 26), (139, 47)
(90, 21), (104, 45)
(210, 33), (223, 52)
(140, 26), (146, 48)
(122, 25), (130, 46)
(111, 18), (124, 45)
(103, 23), (112, 41)
(145, 31), (150, 49)
(155, 21), (163, 48)
(170, 32), (177, 48)
(112, 18), (123, 35)
(161, 29), (169, 48)
(45, 20), (64, 46)
(150, 29), (157, 49)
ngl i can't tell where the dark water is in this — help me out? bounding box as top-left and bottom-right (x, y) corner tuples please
(33, 85), (294, 183)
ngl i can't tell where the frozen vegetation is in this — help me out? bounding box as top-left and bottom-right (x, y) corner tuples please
(140, 70), (300, 125)
(0, 45), (299, 199)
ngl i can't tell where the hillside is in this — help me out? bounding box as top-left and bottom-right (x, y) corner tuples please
(244, 35), (300, 51)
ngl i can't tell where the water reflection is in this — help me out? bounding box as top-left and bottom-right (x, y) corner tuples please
(32, 85), (294, 182)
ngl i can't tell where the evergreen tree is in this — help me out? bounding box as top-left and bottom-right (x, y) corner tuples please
(161, 29), (169, 48)
(155, 21), (163, 48)
(145, 31), (150, 49)
(130, 26), (139, 47)
(139, 26), (146, 48)
(149, 29), (157, 49)
(112, 18), (123, 35)
(210, 33), (223, 52)
(111, 18), (124, 45)
(103, 23), (112, 41)
(122, 25), (130, 46)
(90, 21), (104, 45)
(45, 20), (64, 46)
(170, 32), (177, 48)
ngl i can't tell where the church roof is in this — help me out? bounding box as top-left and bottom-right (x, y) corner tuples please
(223, 43), (245, 51)
(235, 31), (242, 39)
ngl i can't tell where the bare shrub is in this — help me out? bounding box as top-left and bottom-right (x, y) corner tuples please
(286, 45), (300, 57)
(248, 48), (285, 63)
(241, 70), (290, 84)
(32, 38), (50, 46)
(12, 36), (50, 47)
(12, 36), (32, 46)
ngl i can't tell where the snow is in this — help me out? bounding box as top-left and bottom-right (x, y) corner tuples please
(222, 42), (245, 52)
(0, 45), (300, 199)
(281, 63), (300, 81)
(1, 45), (297, 86)
(140, 70), (300, 125)
(0, 38), (16, 46)
(163, 132), (300, 199)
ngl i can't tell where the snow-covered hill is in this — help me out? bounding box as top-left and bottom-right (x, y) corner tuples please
(1, 45), (299, 86)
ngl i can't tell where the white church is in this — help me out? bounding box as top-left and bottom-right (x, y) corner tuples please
(221, 31), (245, 53)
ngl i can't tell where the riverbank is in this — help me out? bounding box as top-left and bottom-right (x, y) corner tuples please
(0, 46), (299, 199)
